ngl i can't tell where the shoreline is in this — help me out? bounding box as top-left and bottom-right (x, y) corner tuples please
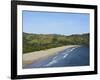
(23, 45), (80, 65)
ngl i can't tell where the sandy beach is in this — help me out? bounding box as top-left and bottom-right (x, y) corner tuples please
(23, 45), (79, 65)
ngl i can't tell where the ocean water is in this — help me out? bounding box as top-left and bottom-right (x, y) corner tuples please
(23, 45), (89, 69)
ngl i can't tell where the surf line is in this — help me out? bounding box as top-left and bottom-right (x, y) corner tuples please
(45, 47), (77, 66)
(63, 47), (76, 59)
(45, 59), (57, 66)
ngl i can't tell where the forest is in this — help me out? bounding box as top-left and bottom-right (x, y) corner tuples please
(23, 32), (89, 53)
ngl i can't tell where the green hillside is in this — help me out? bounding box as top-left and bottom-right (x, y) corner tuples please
(23, 32), (89, 53)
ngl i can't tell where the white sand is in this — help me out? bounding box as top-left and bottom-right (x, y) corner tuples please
(23, 45), (79, 65)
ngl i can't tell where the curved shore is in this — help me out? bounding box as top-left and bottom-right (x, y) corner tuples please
(23, 45), (80, 65)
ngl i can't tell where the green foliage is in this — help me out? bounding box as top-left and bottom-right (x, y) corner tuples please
(23, 32), (89, 53)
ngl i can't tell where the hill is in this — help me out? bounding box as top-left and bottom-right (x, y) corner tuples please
(23, 32), (89, 53)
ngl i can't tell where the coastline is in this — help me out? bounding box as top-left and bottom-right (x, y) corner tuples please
(23, 45), (80, 65)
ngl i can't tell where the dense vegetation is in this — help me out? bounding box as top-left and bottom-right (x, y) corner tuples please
(23, 32), (89, 53)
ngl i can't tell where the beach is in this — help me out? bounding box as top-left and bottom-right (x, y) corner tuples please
(23, 45), (80, 65)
